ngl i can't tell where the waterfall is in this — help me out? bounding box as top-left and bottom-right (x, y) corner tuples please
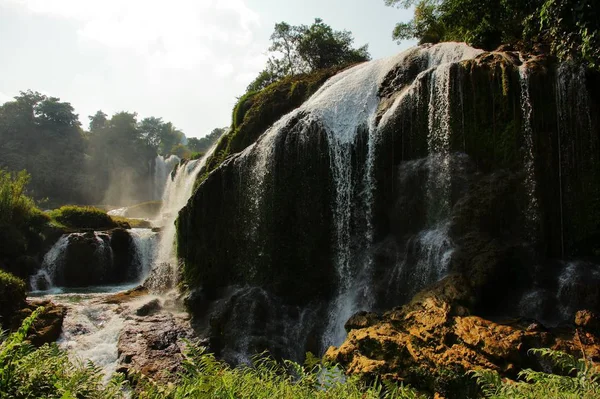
(153, 155), (181, 201)
(145, 136), (223, 291)
(207, 43), (479, 348)
(519, 64), (540, 240)
(129, 228), (158, 282)
(30, 235), (69, 291)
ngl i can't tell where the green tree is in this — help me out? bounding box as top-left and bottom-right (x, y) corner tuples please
(385, 0), (599, 68)
(247, 18), (370, 92)
(187, 127), (226, 153)
(0, 91), (86, 204)
(540, 0), (600, 69)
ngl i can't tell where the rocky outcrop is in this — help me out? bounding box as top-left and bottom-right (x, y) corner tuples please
(117, 300), (196, 382)
(325, 275), (600, 398)
(177, 43), (600, 361)
(11, 300), (67, 346)
(48, 229), (140, 287)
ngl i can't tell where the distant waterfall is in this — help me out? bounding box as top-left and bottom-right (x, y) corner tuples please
(145, 136), (223, 291)
(153, 155), (181, 201)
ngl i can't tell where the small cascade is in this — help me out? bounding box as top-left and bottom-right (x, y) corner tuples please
(30, 235), (69, 291)
(153, 154), (181, 201)
(129, 228), (158, 281)
(518, 64), (540, 240)
(426, 64), (453, 222)
(556, 261), (600, 320)
(146, 136), (223, 291)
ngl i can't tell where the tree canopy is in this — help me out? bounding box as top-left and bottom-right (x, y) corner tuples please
(0, 91), (199, 205)
(385, 0), (600, 68)
(247, 18), (370, 92)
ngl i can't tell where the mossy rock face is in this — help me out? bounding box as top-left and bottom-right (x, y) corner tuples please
(56, 229), (137, 287)
(179, 119), (335, 306)
(178, 48), (600, 362)
(199, 66), (346, 183)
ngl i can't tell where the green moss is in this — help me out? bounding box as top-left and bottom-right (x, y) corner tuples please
(198, 66), (347, 185)
(49, 205), (116, 229)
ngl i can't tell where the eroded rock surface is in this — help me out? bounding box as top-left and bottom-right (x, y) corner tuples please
(117, 298), (197, 382)
(326, 275), (600, 398)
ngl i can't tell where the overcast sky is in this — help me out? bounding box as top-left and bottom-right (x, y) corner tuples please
(0, 0), (415, 138)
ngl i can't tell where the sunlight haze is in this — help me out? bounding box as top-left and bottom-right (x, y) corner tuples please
(0, 0), (414, 137)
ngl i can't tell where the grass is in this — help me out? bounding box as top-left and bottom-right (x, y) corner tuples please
(49, 205), (117, 229)
(3, 309), (599, 399)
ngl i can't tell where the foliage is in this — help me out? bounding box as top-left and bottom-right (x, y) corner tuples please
(247, 18), (370, 92)
(0, 307), (127, 398)
(0, 270), (26, 326)
(471, 348), (600, 398)
(385, 0), (600, 68)
(49, 205), (116, 229)
(136, 345), (420, 399)
(385, 0), (539, 50)
(187, 127), (226, 154)
(0, 169), (49, 276)
(540, 0), (600, 69)
(0, 91), (87, 204)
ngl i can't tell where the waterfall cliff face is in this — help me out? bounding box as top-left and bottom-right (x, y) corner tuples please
(178, 43), (600, 362)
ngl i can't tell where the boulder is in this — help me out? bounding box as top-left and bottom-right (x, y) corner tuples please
(326, 274), (600, 398)
(11, 300), (66, 346)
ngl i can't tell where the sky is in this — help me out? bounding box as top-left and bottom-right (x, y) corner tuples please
(0, 0), (415, 138)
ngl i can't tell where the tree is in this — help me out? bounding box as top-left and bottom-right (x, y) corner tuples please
(89, 110), (108, 132)
(187, 127), (226, 153)
(247, 18), (370, 92)
(540, 0), (599, 69)
(385, 0), (600, 69)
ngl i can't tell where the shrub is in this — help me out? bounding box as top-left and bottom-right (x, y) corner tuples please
(49, 205), (117, 229)
(0, 270), (26, 326)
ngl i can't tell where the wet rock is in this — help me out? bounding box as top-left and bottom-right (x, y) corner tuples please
(104, 286), (148, 304)
(575, 310), (600, 334)
(345, 311), (380, 332)
(136, 299), (161, 316)
(12, 300), (66, 346)
(117, 312), (196, 383)
(325, 274), (600, 398)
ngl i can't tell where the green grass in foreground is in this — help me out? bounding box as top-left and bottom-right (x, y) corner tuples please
(2, 309), (599, 398)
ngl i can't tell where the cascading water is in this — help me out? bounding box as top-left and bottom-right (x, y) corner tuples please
(519, 63), (540, 239)
(129, 228), (159, 281)
(228, 43), (483, 348)
(30, 235), (69, 291)
(153, 154), (181, 201)
(145, 137), (223, 291)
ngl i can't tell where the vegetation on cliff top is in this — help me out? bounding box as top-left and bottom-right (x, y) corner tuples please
(385, 0), (599, 68)
(198, 18), (369, 183)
